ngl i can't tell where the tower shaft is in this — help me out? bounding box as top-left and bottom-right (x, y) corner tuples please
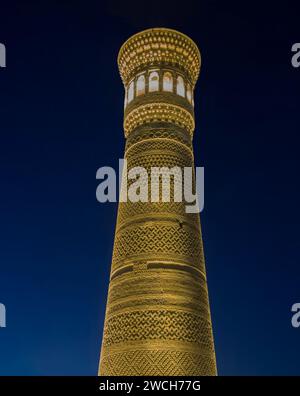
(99, 28), (217, 376)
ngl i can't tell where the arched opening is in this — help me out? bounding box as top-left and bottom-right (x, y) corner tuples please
(186, 84), (192, 103)
(149, 71), (159, 92)
(128, 80), (134, 103)
(176, 75), (185, 97)
(163, 72), (173, 92)
(136, 74), (145, 96)
(124, 90), (127, 108)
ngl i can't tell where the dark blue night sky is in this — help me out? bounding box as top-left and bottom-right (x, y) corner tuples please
(0, 1), (299, 375)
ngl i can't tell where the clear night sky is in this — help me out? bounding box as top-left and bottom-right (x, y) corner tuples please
(0, 0), (300, 375)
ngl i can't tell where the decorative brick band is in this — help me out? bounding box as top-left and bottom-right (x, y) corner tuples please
(118, 28), (201, 86)
(124, 102), (195, 137)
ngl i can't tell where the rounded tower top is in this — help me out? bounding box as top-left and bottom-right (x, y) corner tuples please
(118, 28), (201, 87)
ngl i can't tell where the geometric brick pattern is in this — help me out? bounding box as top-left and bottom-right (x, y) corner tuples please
(99, 28), (217, 376)
(118, 28), (201, 86)
(111, 222), (203, 270)
(100, 350), (217, 376)
(102, 310), (214, 346)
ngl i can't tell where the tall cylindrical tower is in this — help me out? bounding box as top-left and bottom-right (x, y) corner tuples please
(99, 28), (217, 376)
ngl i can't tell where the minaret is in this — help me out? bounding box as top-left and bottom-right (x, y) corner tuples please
(99, 28), (217, 376)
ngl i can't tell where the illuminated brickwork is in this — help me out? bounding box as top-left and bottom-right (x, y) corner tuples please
(99, 28), (217, 376)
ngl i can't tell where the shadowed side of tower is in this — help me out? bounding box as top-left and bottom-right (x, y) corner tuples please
(99, 28), (217, 376)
